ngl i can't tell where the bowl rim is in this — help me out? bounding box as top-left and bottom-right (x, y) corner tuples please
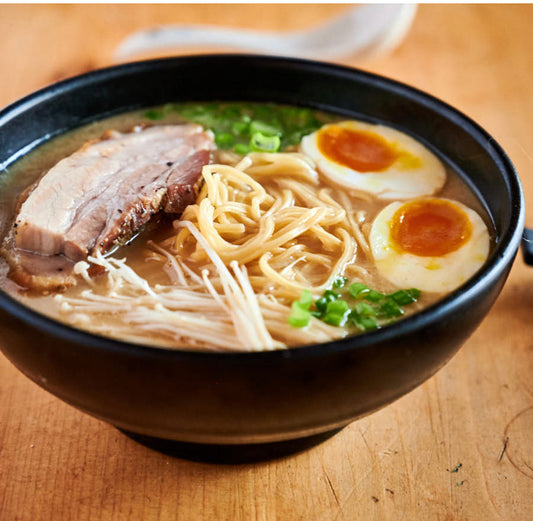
(0, 54), (525, 362)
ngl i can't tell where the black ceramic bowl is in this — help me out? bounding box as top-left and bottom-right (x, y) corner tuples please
(0, 56), (526, 459)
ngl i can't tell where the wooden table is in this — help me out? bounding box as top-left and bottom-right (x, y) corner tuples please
(1, 5), (532, 520)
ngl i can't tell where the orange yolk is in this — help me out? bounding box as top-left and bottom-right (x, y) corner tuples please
(390, 199), (473, 257)
(317, 125), (399, 172)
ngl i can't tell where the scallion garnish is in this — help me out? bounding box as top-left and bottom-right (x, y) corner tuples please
(314, 297), (328, 313)
(250, 132), (281, 153)
(333, 276), (348, 289)
(352, 314), (379, 332)
(234, 143), (251, 155)
(249, 120), (282, 137)
(326, 299), (349, 315)
(152, 102), (325, 155)
(298, 289), (314, 310)
(144, 109), (164, 121)
(389, 288), (420, 305)
(363, 289), (385, 302)
(322, 298), (350, 326)
(288, 280), (422, 332)
(288, 301), (311, 328)
(324, 289), (341, 301)
(348, 282), (368, 298)
(379, 299), (404, 318)
(215, 132), (235, 149)
(323, 312), (348, 327)
(353, 301), (376, 316)
(232, 121), (249, 136)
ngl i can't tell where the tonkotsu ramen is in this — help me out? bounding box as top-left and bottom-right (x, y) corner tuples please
(0, 103), (492, 352)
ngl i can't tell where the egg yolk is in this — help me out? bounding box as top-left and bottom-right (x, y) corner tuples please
(390, 199), (473, 257)
(317, 125), (399, 172)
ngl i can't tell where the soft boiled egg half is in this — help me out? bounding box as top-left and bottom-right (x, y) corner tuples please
(301, 120), (446, 199)
(369, 198), (490, 293)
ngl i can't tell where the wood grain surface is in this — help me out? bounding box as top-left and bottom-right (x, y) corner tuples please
(1, 4), (532, 521)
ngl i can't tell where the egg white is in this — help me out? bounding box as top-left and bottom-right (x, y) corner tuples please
(369, 199), (490, 293)
(301, 120), (446, 200)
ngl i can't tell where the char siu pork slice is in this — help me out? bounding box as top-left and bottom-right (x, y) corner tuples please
(2, 124), (214, 290)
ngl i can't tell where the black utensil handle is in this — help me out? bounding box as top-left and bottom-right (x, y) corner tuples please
(523, 228), (533, 265)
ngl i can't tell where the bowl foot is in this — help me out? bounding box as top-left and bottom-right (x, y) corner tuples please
(118, 427), (345, 463)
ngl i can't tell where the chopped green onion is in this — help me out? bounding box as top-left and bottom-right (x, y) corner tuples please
(234, 143), (251, 155)
(333, 276), (348, 289)
(323, 312), (347, 327)
(410, 288), (421, 299)
(288, 276), (421, 331)
(144, 109), (164, 121)
(250, 105), (271, 119)
(284, 131), (304, 146)
(322, 299), (349, 326)
(214, 132), (235, 149)
(355, 315), (379, 331)
(175, 104), (204, 119)
(354, 301), (377, 316)
(349, 282), (369, 298)
(389, 288), (420, 305)
(250, 132), (281, 153)
(315, 297), (328, 314)
(324, 289), (341, 301)
(347, 310), (379, 331)
(231, 121), (249, 136)
(326, 299), (349, 315)
(222, 106), (241, 118)
(298, 289), (314, 310)
(288, 301), (311, 328)
(249, 120), (282, 136)
(194, 114), (222, 128)
(363, 289), (385, 302)
(170, 102), (324, 154)
(379, 299), (404, 318)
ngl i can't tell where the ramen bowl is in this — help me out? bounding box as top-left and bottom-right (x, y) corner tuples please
(0, 56), (526, 461)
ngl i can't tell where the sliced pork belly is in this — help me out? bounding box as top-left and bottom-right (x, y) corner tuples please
(4, 124), (213, 290)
